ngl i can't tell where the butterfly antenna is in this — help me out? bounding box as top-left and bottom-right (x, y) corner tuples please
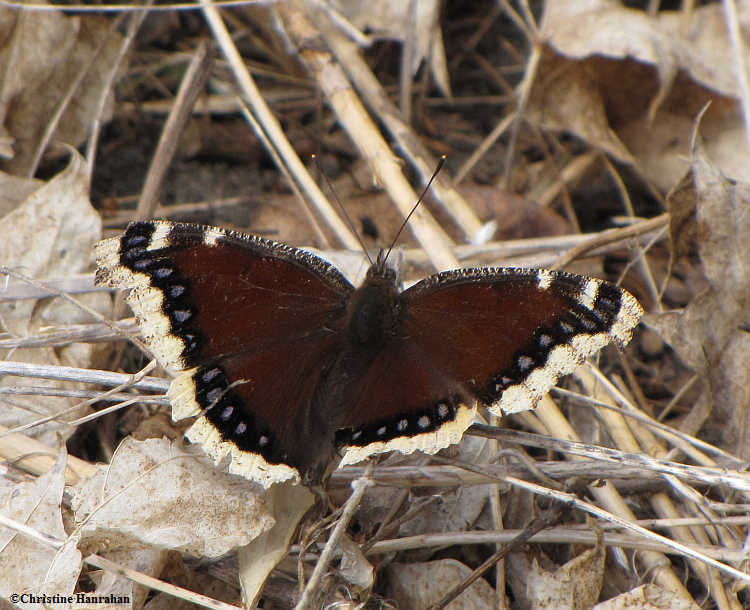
(312, 154), (373, 265)
(383, 155), (446, 265)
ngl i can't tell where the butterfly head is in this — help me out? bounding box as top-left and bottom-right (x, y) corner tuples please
(367, 249), (399, 285)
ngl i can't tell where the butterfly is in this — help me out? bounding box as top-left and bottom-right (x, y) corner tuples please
(95, 220), (642, 487)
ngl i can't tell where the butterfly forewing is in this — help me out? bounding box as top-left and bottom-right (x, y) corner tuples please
(95, 221), (355, 485)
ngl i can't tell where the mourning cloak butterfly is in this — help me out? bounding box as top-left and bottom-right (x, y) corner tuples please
(95, 221), (642, 487)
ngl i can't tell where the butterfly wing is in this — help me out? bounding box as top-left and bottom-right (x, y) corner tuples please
(401, 268), (642, 415)
(95, 221), (355, 486)
(337, 267), (641, 464)
(336, 336), (478, 467)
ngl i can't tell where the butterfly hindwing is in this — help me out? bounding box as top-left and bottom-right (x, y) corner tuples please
(336, 337), (478, 466)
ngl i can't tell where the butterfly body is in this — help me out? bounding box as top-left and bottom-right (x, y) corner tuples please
(95, 221), (642, 488)
(287, 263), (405, 484)
(344, 261), (401, 349)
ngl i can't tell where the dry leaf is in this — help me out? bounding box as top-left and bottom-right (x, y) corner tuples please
(0, 452), (82, 608)
(385, 558), (495, 609)
(526, 49), (633, 162)
(527, 538), (605, 610)
(92, 548), (168, 610)
(618, 99), (747, 194)
(70, 437), (275, 558)
(0, 8), (124, 173)
(651, 129), (750, 455)
(0, 151), (104, 444)
(144, 552), (241, 610)
(237, 481), (314, 608)
(335, 533), (374, 592)
(665, 171), (698, 264)
(0, 171), (41, 217)
(42, 535), (84, 609)
(328, 0), (450, 95)
(531, 0), (750, 190)
(0, 152), (98, 333)
(594, 583), (701, 610)
(542, 1), (747, 99)
(398, 485), (489, 545)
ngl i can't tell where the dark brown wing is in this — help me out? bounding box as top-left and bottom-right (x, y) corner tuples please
(336, 336), (477, 466)
(336, 267), (641, 463)
(95, 221), (354, 486)
(401, 268), (641, 415)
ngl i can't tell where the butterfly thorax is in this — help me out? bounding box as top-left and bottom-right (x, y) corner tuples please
(345, 261), (401, 348)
